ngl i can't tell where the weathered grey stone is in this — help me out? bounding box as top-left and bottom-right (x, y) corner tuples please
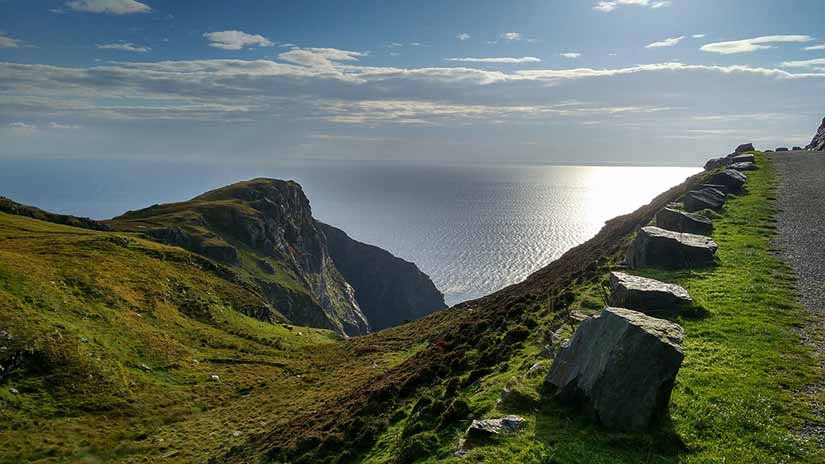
(698, 183), (730, 194)
(730, 153), (755, 164)
(709, 169), (747, 193)
(793, 146), (803, 151)
(703, 157), (728, 171)
(729, 161), (758, 171)
(683, 188), (726, 212)
(656, 207), (713, 235)
(807, 117), (825, 151)
(609, 272), (691, 312)
(545, 307), (685, 431)
(628, 226), (717, 269)
(776, 147), (789, 152)
(734, 143), (755, 153)
(465, 415), (526, 438)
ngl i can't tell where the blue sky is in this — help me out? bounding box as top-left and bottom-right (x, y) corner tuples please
(2, 0), (825, 165)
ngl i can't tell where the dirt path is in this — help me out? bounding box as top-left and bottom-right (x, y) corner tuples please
(771, 150), (825, 445)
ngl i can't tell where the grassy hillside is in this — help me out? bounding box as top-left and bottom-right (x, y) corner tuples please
(1, 154), (821, 463)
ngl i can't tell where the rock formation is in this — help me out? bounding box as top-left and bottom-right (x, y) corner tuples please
(628, 226), (717, 268)
(319, 223), (446, 330)
(110, 178), (445, 336)
(0, 197), (110, 231)
(806, 117), (825, 151)
(734, 143), (755, 153)
(545, 307), (685, 431)
(704, 143), (757, 170)
(609, 272), (691, 313)
(683, 188), (726, 212)
(729, 162), (758, 171)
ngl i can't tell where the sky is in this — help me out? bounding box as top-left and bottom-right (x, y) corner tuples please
(1, 0), (825, 166)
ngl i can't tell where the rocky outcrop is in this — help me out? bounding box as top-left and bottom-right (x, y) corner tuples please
(709, 170), (747, 193)
(109, 179), (444, 336)
(730, 153), (755, 164)
(683, 188), (726, 212)
(545, 307), (684, 431)
(628, 226), (717, 269)
(320, 223), (446, 330)
(609, 272), (691, 313)
(704, 143), (757, 170)
(806, 117), (825, 151)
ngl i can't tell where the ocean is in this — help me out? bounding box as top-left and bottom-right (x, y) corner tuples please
(0, 158), (699, 306)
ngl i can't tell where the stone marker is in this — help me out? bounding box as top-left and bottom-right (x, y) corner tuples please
(734, 143), (755, 153)
(656, 207), (713, 235)
(683, 188), (726, 212)
(609, 272), (691, 312)
(729, 161), (758, 171)
(703, 157), (728, 171)
(628, 226), (717, 269)
(709, 169), (746, 193)
(545, 307), (685, 431)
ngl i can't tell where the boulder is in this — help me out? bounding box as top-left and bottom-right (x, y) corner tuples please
(776, 147), (789, 152)
(730, 153), (755, 164)
(729, 162), (758, 171)
(698, 183), (730, 194)
(703, 157), (728, 171)
(656, 207), (713, 236)
(683, 188), (726, 212)
(734, 143), (755, 153)
(709, 169), (747, 193)
(628, 226), (717, 269)
(807, 117), (825, 151)
(608, 272), (691, 312)
(545, 307), (685, 431)
(465, 415), (526, 438)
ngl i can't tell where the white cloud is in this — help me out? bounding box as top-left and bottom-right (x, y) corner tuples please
(560, 53), (582, 59)
(594, 0), (671, 13)
(446, 57), (542, 64)
(278, 47), (365, 68)
(804, 44), (825, 51)
(692, 34), (706, 39)
(96, 42), (150, 53)
(500, 32), (523, 41)
(646, 36), (685, 48)
(0, 33), (22, 48)
(457, 33), (471, 41)
(48, 122), (82, 129)
(66, 0), (151, 15)
(782, 58), (825, 68)
(701, 35), (813, 54)
(203, 30), (274, 50)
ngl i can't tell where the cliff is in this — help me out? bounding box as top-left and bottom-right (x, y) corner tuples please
(107, 178), (444, 336)
(319, 222), (446, 330)
(806, 117), (825, 151)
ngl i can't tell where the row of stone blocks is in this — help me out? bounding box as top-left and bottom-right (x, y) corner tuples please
(544, 163), (750, 431)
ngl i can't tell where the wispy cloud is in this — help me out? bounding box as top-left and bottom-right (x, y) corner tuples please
(594, 0), (671, 13)
(203, 30), (274, 50)
(804, 44), (825, 51)
(701, 35), (813, 54)
(446, 57), (542, 64)
(7, 122), (37, 136)
(0, 33), (22, 48)
(66, 0), (151, 15)
(500, 32), (522, 41)
(96, 42), (150, 53)
(646, 36), (685, 48)
(457, 33), (471, 41)
(692, 34), (706, 39)
(278, 47), (365, 67)
(560, 52), (582, 59)
(782, 58), (825, 68)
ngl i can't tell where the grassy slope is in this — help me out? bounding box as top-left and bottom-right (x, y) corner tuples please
(357, 152), (824, 463)
(0, 213), (427, 463)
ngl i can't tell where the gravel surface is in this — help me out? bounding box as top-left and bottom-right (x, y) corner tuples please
(772, 150), (825, 446)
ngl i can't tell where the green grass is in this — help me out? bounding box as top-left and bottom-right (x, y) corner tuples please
(359, 152), (824, 463)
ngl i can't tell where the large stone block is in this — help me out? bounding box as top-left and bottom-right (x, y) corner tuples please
(546, 307), (685, 431)
(683, 188), (726, 212)
(655, 207), (713, 235)
(708, 169), (746, 193)
(628, 226), (717, 269)
(609, 272), (691, 313)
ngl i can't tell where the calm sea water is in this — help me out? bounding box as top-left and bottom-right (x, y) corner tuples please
(0, 159), (698, 305)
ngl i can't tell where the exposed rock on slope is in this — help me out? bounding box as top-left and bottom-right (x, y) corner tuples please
(806, 117), (825, 151)
(320, 223), (446, 330)
(0, 197), (110, 231)
(109, 178), (443, 336)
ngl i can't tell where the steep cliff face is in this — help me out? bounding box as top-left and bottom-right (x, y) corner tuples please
(110, 179), (370, 336)
(108, 178), (445, 337)
(806, 117), (825, 151)
(319, 223), (447, 330)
